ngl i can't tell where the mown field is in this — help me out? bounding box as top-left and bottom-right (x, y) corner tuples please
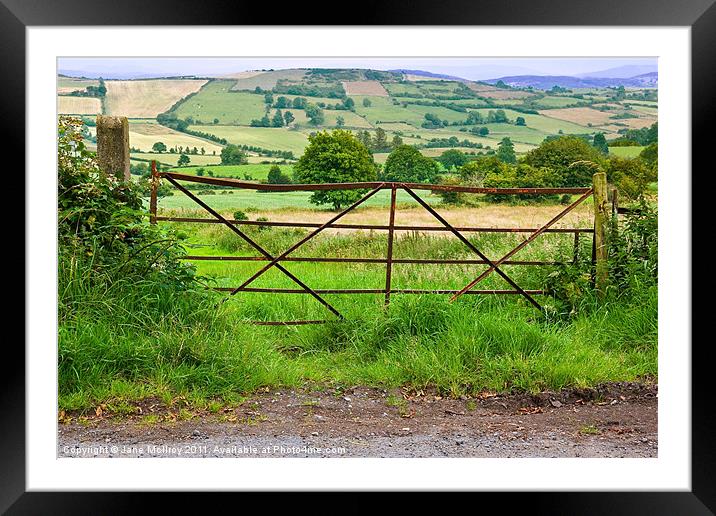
(104, 79), (207, 118)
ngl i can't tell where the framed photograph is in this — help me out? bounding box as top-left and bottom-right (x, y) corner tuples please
(7, 0), (710, 509)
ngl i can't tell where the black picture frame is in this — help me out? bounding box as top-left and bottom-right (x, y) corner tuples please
(5, 0), (711, 510)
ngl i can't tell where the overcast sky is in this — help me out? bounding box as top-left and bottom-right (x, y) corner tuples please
(58, 57), (657, 80)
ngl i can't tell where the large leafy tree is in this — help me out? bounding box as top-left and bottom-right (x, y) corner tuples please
(382, 145), (440, 183)
(437, 149), (469, 171)
(220, 144), (248, 165)
(305, 103), (325, 126)
(293, 130), (377, 210)
(523, 135), (605, 186)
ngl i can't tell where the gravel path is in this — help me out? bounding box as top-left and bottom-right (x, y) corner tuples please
(58, 382), (657, 458)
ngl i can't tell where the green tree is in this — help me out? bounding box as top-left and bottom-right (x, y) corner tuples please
(363, 98), (372, 107)
(292, 97), (307, 109)
(524, 135), (604, 187)
(382, 145), (440, 183)
(639, 142), (658, 170)
(391, 134), (403, 148)
(177, 153), (190, 167)
(272, 109), (284, 127)
(305, 103), (325, 126)
(335, 115), (345, 127)
(496, 137), (517, 164)
(293, 130), (377, 209)
(274, 96), (289, 109)
(283, 111), (295, 125)
(437, 149), (469, 171)
(515, 116), (526, 126)
(605, 156), (657, 200)
(267, 165), (291, 184)
(220, 144), (248, 165)
(458, 156), (506, 182)
(152, 142), (167, 153)
(342, 97), (355, 110)
(483, 163), (560, 203)
(373, 127), (389, 152)
(593, 132), (609, 155)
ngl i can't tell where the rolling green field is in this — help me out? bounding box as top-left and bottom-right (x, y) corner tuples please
(609, 146), (646, 158)
(190, 125), (310, 154)
(167, 163), (294, 180)
(174, 81), (270, 125)
(155, 186), (438, 211)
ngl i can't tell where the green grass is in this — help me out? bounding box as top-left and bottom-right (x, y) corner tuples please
(167, 163), (294, 180)
(609, 146), (645, 158)
(155, 188), (438, 211)
(59, 223), (658, 410)
(352, 95), (431, 126)
(471, 108), (591, 134)
(174, 81), (270, 125)
(189, 125), (309, 154)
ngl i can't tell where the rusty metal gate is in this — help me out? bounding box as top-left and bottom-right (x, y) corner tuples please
(150, 165), (596, 325)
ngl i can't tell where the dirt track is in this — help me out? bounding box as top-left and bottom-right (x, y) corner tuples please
(58, 382), (657, 458)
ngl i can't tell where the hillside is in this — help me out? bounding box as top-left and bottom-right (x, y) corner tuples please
(57, 67), (657, 169)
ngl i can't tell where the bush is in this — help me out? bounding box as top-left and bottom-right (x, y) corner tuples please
(58, 116), (200, 320)
(382, 145), (440, 183)
(483, 164), (560, 203)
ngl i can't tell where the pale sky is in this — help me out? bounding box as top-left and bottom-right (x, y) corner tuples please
(58, 57), (657, 81)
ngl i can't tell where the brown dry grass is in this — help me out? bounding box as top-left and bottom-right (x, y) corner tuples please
(538, 107), (614, 127)
(104, 79), (207, 118)
(204, 203), (594, 237)
(343, 80), (389, 96)
(58, 96), (101, 115)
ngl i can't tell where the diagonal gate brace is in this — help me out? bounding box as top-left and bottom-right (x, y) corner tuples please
(228, 185), (385, 296)
(164, 176), (344, 319)
(402, 186), (543, 311)
(450, 188), (594, 302)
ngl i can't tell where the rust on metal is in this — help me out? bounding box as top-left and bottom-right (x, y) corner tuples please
(227, 185), (384, 297)
(384, 186), (397, 306)
(160, 171), (591, 195)
(214, 287), (546, 295)
(402, 186), (543, 311)
(156, 173), (599, 322)
(156, 216), (591, 233)
(450, 188), (594, 302)
(181, 256), (566, 266)
(164, 175), (344, 319)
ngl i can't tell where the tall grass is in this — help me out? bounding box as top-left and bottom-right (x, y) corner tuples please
(58, 224), (658, 411)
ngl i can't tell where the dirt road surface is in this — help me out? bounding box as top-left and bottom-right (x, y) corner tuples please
(58, 382), (656, 458)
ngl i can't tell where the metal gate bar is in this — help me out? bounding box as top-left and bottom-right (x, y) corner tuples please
(155, 170), (595, 323)
(451, 188), (594, 301)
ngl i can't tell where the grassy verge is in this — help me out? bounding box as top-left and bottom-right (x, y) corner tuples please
(59, 220), (657, 411)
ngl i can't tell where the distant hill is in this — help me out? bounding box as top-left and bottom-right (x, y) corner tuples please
(388, 69), (468, 82)
(485, 72), (657, 90)
(578, 64), (657, 78)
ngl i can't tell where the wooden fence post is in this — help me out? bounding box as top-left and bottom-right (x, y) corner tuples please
(593, 172), (609, 297)
(96, 115), (130, 181)
(384, 186), (397, 307)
